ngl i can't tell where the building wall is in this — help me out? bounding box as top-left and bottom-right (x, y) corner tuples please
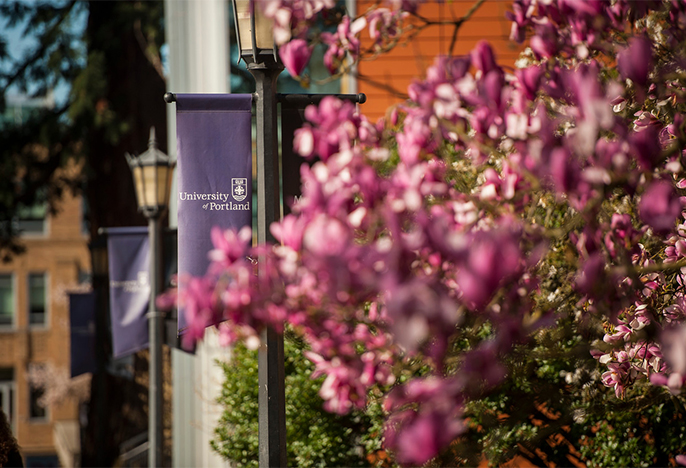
(0, 191), (90, 462)
(357, 0), (521, 122)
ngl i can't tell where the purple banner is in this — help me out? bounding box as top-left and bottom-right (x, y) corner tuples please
(107, 227), (150, 358)
(69, 292), (96, 377)
(175, 94), (253, 332)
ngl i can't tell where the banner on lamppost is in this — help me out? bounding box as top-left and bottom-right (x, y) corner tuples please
(107, 226), (150, 358)
(175, 94), (253, 332)
(69, 292), (97, 377)
(281, 98), (315, 217)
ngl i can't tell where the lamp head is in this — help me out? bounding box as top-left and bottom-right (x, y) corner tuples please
(126, 127), (175, 219)
(232, 0), (280, 69)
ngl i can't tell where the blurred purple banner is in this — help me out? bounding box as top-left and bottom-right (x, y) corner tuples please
(107, 226), (150, 358)
(175, 94), (253, 333)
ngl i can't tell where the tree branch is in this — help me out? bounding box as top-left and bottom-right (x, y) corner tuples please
(0, 0), (77, 90)
(355, 72), (409, 100)
(133, 19), (166, 81)
(450, 0), (487, 55)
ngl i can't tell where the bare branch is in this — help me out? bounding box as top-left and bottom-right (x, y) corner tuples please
(450, 0), (487, 55)
(133, 19), (165, 81)
(355, 72), (409, 100)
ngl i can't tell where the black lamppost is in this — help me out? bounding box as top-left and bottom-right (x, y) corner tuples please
(87, 236), (108, 467)
(126, 128), (175, 468)
(232, 1), (288, 466)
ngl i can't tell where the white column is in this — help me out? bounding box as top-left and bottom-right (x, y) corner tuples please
(343, 0), (358, 94)
(164, 1), (231, 466)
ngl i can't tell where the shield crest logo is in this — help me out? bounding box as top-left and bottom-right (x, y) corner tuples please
(232, 178), (248, 202)
(137, 271), (149, 287)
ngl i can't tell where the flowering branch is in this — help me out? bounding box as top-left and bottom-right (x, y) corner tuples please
(165, 1), (686, 465)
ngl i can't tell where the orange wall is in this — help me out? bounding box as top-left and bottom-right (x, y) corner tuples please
(357, 0), (520, 122)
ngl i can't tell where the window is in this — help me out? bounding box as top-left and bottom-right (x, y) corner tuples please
(0, 368), (16, 433)
(16, 202), (47, 235)
(25, 455), (60, 467)
(27, 364), (48, 421)
(29, 384), (47, 420)
(28, 273), (47, 326)
(0, 274), (13, 328)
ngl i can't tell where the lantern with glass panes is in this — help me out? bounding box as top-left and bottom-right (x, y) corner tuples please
(125, 127), (174, 219)
(232, 0), (278, 67)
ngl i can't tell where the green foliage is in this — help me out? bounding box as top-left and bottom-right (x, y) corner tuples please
(212, 351), (259, 467)
(429, 312), (686, 468)
(212, 335), (388, 468)
(579, 388), (686, 468)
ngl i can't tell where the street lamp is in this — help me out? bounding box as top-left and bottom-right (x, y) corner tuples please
(126, 127), (174, 468)
(232, 1), (288, 466)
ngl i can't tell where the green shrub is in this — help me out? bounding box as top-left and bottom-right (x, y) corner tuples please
(211, 334), (388, 468)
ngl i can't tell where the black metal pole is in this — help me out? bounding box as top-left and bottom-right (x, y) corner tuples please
(276, 93), (366, 106)
(147, 215), (164, 467)
(165, 91), (367, 106)
(254, 64), (288, 468)
(89, 236), (109, 467)
(249, 59), (288, 468)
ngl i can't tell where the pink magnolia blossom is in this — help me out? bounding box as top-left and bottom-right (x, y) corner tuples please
(159, 2), (686, 464)
(279, 39), (312, 76)
(367, 8), (406, 46)
(617, 36), (653, 88)
(321, 15), (366, 74)
(639, 179), (682, 235)
(455, 229), (522, 310)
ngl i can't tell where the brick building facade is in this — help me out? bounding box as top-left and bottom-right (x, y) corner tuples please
(0, 188), (90, 465)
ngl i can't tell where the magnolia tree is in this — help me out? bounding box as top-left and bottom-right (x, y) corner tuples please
(162, 0), (686, 465)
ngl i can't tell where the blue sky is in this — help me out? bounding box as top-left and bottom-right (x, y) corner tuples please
(1, 8), (85, 105)
(2, 15), (32, 65)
